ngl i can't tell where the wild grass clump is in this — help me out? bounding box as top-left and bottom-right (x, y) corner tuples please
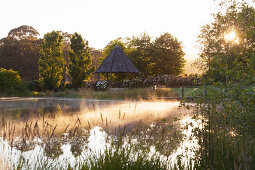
(72, 143), (167, 170)
(188, 83), (255, 169)
(1, 112), (186, 169)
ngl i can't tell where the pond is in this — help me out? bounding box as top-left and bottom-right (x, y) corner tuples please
(0, 97), (201, 169)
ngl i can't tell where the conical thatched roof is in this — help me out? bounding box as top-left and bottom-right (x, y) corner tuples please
(95, 45), (139, 73)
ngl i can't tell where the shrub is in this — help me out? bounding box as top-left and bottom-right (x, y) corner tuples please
(123, 77), (143, 88)
(26, 80), (40, 91)
(96, 80), (109, 91)
(82, 81), (96, 89)
(125, 75), (202, 88)
(0, 68), (22, 92)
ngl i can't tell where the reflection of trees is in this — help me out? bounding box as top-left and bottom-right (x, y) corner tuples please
(43, 104), (63, 119)
(0, 100), (82, 123)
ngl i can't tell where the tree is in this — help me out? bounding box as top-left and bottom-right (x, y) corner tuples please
(195, 2), (255, 83)
(38, 31), (65, 90)
(68, 33), (95, 89)
(90, 48), (104, 69)
(58, 31), (73, 82)
(128, 33), (153, 76)
(7, 25), (39, 40)
(129, 33), (185, 76)
(101, 39), (127, 61)
(0, 25), (41, 80)
(152, 33), (185, 75)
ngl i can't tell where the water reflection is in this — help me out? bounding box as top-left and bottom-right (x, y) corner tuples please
(0, 97), (200, 169)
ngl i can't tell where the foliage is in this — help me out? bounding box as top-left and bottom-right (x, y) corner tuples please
(102, 38), (128, 57)
(0, 26), (41, 80)
(123, 77), (143, 88)
(77, 144), (167, 170)
(124, 75), (201, 88)
(38, 31), (65, 90)
(152, 33), (185, 75)
(58, 31), (73, 82)
(26, 80), (40, 91)
(7, 25), (39, 40)
(95, 80), (109, 91)
(0, 68), (21, 92)
(129, 33), (185, 76)
(189, 1), (255, 169)
(195, 2), (255, 83)
(128, 33), (153, 75)
(99, 39), (127, 64)
(90, 48), (104, 70)
(189, 82), (255, 169)
(68, 33), (95, 90)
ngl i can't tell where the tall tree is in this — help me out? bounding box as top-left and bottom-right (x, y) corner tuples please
(0, 25), (41, 80)
(129, 33), (185, 76)
(68, 33), (95, 89)
(103, 39), (127, 56)
(7, 25), (39, 40)
(38, 31), (65, 90)
(195, 1), (255, 83)
(152, 33), (185, 75)
(128, 33), (153, 75)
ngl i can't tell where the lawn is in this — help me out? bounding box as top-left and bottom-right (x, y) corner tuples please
(36, 87), (180, 100)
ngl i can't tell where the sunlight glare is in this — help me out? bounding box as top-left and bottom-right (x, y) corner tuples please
(224, 30), (239, 44)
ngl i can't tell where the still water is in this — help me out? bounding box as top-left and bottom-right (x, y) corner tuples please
(0, 97), (201, 169)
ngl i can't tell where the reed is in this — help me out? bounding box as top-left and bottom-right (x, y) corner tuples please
(1, 112), (184, 169)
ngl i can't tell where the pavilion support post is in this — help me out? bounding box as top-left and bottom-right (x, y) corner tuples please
(110, 72), (112, 88)
(181, 87), (184, 99)
(97, 73), (100, 81)
(126, 72), (129, 80)
(107, 73), (109, 80)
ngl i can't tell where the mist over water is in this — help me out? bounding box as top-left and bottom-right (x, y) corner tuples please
(0, 97), (199, 169)
(0, 98), (183, 135)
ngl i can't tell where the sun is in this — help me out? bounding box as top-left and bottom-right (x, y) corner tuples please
(224, 30), (239, 44)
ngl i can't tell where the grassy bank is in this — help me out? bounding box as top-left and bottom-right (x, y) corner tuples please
(187, 83), (255, 169)
(1, 87), (184, 100)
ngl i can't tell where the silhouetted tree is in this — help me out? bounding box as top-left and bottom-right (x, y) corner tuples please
(0, 25), (41, 80)
(195, 2), (255, 83)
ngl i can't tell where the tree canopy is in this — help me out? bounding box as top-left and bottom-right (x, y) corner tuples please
(68, 32), (95, 89)
(129, 32), (185, 76)
(38, 31), (65, 90)
(8, 25), (40, 40)
(195, 1), (255, 83)
(0, 25), (41, 80)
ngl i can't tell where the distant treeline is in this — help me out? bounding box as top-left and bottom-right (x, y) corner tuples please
(0, 26), (103, 81)
(0, 26), (186, 81)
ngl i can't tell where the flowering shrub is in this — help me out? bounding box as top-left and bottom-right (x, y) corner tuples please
(123, 77), (143, 88)
(81, 75), (201, 90)
(95, 80), (109, 90)
(126, 75), (202, 88)
(82, 81), (96, 89)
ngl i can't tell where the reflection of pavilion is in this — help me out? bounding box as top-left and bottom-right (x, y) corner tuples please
(95, 45), (139, 87)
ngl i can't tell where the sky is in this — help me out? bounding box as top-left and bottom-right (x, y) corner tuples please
(0, 0), (253, 63)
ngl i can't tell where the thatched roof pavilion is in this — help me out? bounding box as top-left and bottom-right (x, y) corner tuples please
(95, 45), (139, 74)
(95, 45), (139, 83)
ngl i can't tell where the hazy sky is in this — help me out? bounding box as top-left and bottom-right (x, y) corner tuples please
(0, 0), (253, 60)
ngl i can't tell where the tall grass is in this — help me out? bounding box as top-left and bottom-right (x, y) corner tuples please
(1, 111), (187, 170)
(187, 84), (255, 169)
(41, 88), (178, 100)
